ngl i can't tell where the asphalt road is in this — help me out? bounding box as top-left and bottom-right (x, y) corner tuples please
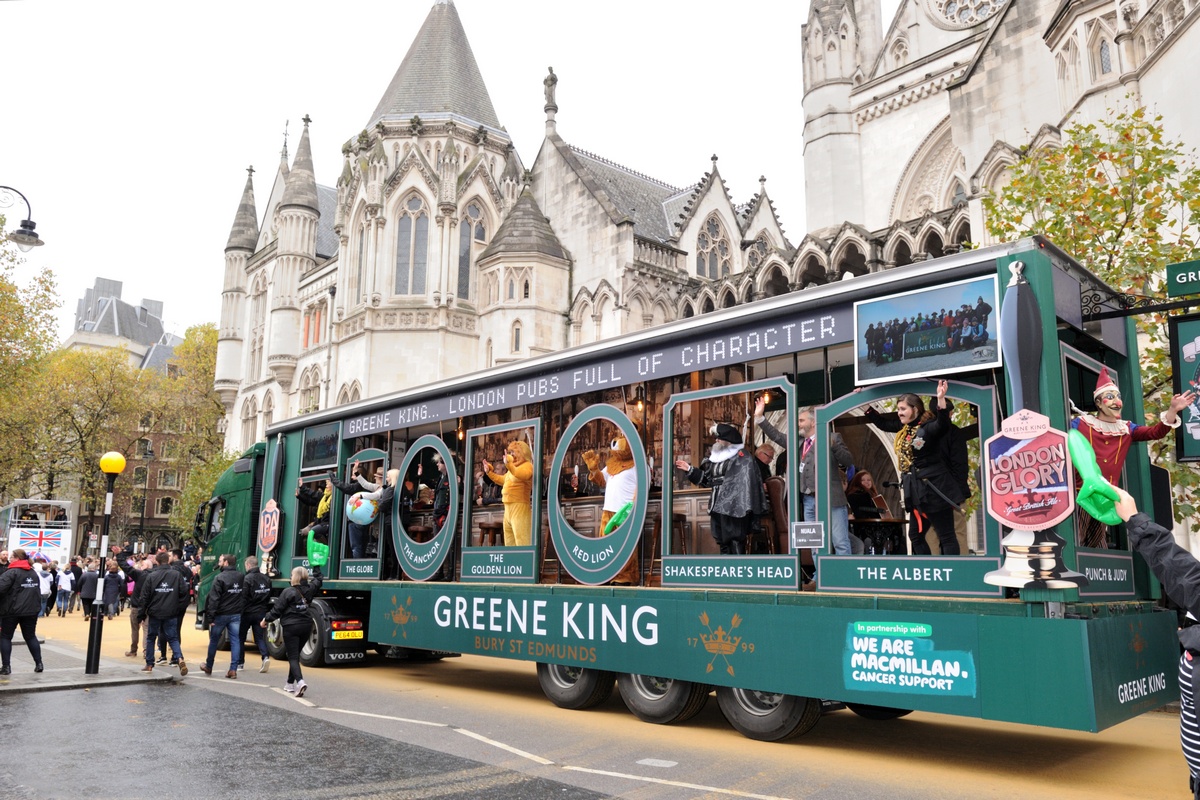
(3, 607), (1190, 800)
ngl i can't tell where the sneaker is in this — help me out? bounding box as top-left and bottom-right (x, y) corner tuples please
(140, 664), (153, 672)
(200, 663), (212, 675)
(169, 659), (179, 666)
(177, 659), (188, 677)
(225, 670), (237, 679)
(156, 656), (168, 665)
(284, 682), (295, 693)
(236, 663), (244, 670)
(259, 657), (270, 674)
(294, 680), (307, 697)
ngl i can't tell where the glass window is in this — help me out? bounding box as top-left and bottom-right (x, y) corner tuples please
(395, 196), (429, 295)
(696, 216), (731, 279)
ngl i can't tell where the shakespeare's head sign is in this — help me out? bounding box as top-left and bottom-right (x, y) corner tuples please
(984, 410), (1074, 530)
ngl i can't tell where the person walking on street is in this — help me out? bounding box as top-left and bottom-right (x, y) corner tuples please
(239, 556), (272, 673)
(262, 566), (322, 697)
(125, 554), (154, 658)
(66, 558), (82, 613)
(102, 560), (124, 620)
(0, 549), (44, 674)
(135, 552), (188, 674)
(200, 554), (244, 679)
(77, 559), (100, 621)
(55, 566), (75, 616)
(34, 560), (52, 617)
(164, 549), (193, 665)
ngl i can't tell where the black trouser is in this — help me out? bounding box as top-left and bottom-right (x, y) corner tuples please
(80, 597), (95, 619)
(282, 623), (309, 684)
(710, 513), (751, 555)
(1, 615), (43, 667)
(239, 610), (268, 664)
(908, 507), (959, 555)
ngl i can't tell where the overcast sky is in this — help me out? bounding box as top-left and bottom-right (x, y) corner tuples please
(3, 0), (898, 343)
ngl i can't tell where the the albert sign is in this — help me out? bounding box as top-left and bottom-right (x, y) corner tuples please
(1167, 259), (1200, 298)
(983, 410), (1075, 530)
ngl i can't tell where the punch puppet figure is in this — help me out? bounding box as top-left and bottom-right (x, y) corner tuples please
(1070, 367), (1194, 548)
(483, 441), (534, 547)
(583, 436), (640, 585)
(675, 423), (768, 556)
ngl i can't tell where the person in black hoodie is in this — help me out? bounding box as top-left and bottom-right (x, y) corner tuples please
(135, 552), (189, 675)
(0, 548), (44, 674)
(238, 555), (273, 673)
(261, 565), (322, 697)
(200, 553), (244, 679)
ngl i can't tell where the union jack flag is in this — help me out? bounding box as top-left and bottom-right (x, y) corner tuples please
(18, 529), (61, 549)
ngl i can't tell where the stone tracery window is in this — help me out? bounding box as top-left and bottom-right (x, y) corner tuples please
(695, 216), (731, 279)
(395, 195), (429, 295)
(299, 368), (321, 414)
(926, 0), (1002, 29)
(241, 396), (258, 450)
(457, 202), (486, 301)
(747, 232), (770, 268)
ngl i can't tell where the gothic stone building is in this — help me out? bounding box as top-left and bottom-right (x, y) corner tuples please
(216, 0), (1197, 450)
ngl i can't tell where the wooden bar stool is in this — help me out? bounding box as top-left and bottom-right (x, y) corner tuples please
(479, 521), (503, 547)
(407, 524), (433, 543)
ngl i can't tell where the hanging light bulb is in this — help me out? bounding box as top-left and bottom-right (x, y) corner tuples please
(635, 385), (646, 413)
(456, 418), (465, 440)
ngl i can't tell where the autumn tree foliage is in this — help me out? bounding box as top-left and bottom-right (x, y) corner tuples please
(984, 105), (1200, 519)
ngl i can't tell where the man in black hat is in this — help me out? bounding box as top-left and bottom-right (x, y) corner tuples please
(675, 423), (767, 555)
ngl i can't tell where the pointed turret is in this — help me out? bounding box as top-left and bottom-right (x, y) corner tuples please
(479, 187), (567, 262)
(366, 0), (501, 131)
(281, 116), (319, 212)
(225, 167), (259, 252)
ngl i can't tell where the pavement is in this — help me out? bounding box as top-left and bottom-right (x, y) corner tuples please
(0, 604), (193, 694)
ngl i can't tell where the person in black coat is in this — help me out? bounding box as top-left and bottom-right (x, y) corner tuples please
(77, 560), (100, 621)
(135, 552), (190, 674)
(239, 555), (274, 673)
(0, 548), (44, 673)
(262, 566), (323, 697)
(675, 423), (768, 556)
(863, 380), (963, 555)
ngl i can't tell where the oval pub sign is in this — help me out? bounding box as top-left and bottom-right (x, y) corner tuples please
(983, 410), (1075, 530)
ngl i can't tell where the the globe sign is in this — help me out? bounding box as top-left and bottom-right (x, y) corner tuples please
(345, 492), (380, 526)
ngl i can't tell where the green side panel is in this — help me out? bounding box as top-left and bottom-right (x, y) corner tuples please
(979, 609), (1178, 731)
(363, 583), (1177, 731)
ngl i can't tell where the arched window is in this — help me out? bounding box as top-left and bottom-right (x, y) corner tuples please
(458, 203), (485, 300)
(300, 368), (321, 414)
(1098, 39), (1112, 74)
(522, 280), (530, 299)
(762, 266), (789, 298)
(891, 39), (908, 68)
(511, 321), (522, 353)
(701, 297), (715, 314)
(696, 216), (731, 279)
(156, 497), (175, 517)
(355, 224), (366, 304)
(262, 393), (274, 431)
(241, 397), (258, 450)
(892, 240), (913, 267)
(395, 195), (429, 295)
(747, 233), (769, 268)
(249, 273), (267, 380)
(508, 279), (515, 300)
(485, 338), (494, 368)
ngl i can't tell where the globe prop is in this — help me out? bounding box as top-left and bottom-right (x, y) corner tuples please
(1067, 429), (1122, 526)
(307, 530), (330, 567)
(345, 492), (380, 525)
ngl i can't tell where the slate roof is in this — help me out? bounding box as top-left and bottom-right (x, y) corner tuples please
(366, 0), (501, 131)
(478, 188), (567, 262)
(315, 184), (338, 260)
(567, 146), (685, 244)
(280, 122), (320, 213)
(139, 341), (179, 374)
(77, 296), (170, 349)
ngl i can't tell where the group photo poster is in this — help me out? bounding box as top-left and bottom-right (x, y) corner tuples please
(854, 274), (1001, 386)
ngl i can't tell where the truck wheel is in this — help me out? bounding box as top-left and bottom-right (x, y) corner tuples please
(846, 703), (913, 721)
(265, 620), (286, 660)
(536, 663), (615, 710)
(300, 606), (327, 667)
(716, 687), (821, 741)
(617, 673), (709, 724)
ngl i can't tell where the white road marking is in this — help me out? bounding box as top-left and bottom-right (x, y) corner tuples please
(453, 728), (556, 765)
(563, 766), (794, 800)
(322, 706), (447, 727)
(637, 758), (679, 768)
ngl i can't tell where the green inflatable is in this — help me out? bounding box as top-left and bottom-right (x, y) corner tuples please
(1067, 429), (1122, 526)
(307, 530), (330, 568)
(603, 501), (633, 535)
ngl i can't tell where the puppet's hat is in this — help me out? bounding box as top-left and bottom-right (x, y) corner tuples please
(1093, 367), (1119, 398)
(711, 423), (742, 445)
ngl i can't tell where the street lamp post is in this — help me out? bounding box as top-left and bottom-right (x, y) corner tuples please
(0, 185), (46, 250)
(139, 444), (154, 548)
(85, 451), (126, 675)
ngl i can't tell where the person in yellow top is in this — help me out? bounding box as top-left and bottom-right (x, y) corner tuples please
(483, 441), (534, 546)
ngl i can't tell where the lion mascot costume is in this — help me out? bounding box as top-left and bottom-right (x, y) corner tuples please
(583, 436), (640, 585)
(484, 440), (534, 546)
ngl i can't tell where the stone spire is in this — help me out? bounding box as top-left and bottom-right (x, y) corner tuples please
(366, 0), (501, 130)
(224, 166), (259, 252)
(280, 115), (319, 212)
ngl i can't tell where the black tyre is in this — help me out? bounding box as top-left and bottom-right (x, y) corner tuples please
(299, 605), (327, 667)
(265, 620), (286, 660)
(536, 663), (616, 710)
(846, 703), (913, 721)
(716, 686), (821, 741)
(617, 673), (709, 724)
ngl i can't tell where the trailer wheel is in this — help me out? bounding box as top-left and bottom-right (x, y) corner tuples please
(300, 606), (327, 667)
(265, 620), (286, 660)
(617, 673), (709, 724)
(846, 703), (913, 721)
(536, 663), (615, 710)
(716, 687), (821, 741)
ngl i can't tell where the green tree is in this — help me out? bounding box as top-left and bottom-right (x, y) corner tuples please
(169, 451), (236, 535)
(983, 105), (1200, 520)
